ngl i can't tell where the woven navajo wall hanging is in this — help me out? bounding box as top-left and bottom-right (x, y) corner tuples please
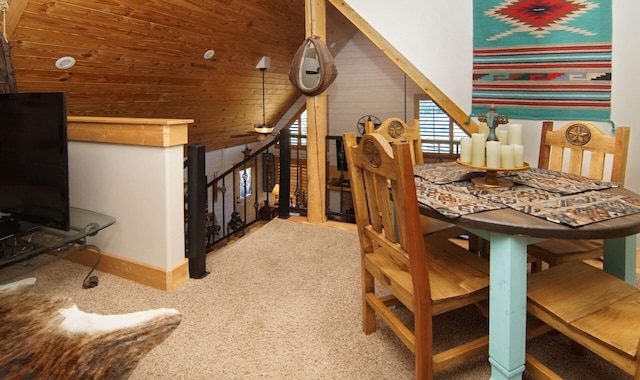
(472, 0), (612, 121)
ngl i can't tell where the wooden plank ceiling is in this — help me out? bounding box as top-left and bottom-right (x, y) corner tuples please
(3, 0), (356, 151)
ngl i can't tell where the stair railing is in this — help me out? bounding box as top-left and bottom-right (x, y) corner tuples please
(184, 130), (294, 253)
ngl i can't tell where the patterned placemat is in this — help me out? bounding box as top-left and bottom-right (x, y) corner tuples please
(506, 190), (640, 227)
(414, 164), (640, 227)
(509, 168), (617, 195)
(476, 186), (640, 227)
(473, 185), (562, 208)
(414, 178), (507, 218)
(413, 162), (486, 184)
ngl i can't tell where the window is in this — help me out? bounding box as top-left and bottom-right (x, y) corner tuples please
(237, 167), (252, 199)
(279, 107), (308, 208)
(415, 96), (467, 154)
(276, 158), (307, 208)
(288, 109), (307, 147)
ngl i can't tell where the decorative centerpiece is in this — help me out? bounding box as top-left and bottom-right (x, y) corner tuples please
(459, 105), (528, 187)
(477, 103), (509, 142)
(457, 159), (529, 188)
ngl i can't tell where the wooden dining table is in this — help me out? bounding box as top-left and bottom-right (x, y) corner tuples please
(416, 167), (640, 380)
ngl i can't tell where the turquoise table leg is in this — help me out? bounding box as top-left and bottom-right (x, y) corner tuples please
(487, 232), (529, 380)
(603, 235), (637, 285)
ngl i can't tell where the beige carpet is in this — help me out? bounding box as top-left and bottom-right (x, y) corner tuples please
(0, 218), (633, 379)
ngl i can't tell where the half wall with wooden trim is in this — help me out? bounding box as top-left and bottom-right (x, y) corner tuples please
(65, 116), (193, 291)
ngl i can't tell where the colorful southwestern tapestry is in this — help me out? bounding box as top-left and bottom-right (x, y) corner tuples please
(472, 0), (612, 121)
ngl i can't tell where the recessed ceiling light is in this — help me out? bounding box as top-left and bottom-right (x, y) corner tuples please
(55, 56), (76, 70)
(203, 49), (215, 60)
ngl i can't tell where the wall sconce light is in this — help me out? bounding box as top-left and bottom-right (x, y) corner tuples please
(55, 56), (76, 70)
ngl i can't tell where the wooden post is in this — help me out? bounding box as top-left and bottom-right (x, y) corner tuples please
(278, 129), (292, 219)
(304, 0), (328, 224)
(0, 33), (18, 93)
(187, 144), (209, 279)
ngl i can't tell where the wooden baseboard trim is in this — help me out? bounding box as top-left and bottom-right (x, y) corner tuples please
(63, 229), (638, 288)
(65, 250), (190, 291)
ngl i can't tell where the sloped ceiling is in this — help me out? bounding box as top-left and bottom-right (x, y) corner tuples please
(2, 0), (356, 151)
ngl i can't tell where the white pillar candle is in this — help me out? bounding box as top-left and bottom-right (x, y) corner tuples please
(501, 144), (515, 168)
(507, 123), (523, 146)
(478, 122), (490, 138)
(496, 128), (508, 145)
(486, 141), (501, 168)
(513, 144), (524, 167)
(460, 137), (472, 163)
(471, 133), (486, 167)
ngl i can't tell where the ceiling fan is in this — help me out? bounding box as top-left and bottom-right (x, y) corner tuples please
(231, 56), (277, 141)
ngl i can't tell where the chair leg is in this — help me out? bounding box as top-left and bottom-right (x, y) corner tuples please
(468, 234), (480, 254)
(363, 299), (377, 335)
(530, 258), (544, 273)
(362, 269), (377, 335)
(469, 234), (490, 258)
(413, 319), (434, 380)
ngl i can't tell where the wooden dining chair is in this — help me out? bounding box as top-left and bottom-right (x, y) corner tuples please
(364, 117), (465, 239)
(364, 117), (424, 164)
(528, 121), (631, 272)
(525, 260), (640, 379)
(342, 132), (490, 379)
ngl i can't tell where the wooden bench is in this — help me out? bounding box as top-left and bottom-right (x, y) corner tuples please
(526, 260), (640, 378)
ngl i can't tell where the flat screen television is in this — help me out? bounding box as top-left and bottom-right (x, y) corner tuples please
(0, 92), (70, 240)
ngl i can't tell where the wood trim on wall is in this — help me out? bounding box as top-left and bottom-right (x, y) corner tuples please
(66, 250), (190, 291)
(67, 116), (192, 147)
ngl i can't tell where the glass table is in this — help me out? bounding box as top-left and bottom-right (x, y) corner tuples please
(0, 207), (116, 288)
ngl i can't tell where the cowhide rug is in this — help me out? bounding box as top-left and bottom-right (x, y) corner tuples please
(0, 278), (181, 379)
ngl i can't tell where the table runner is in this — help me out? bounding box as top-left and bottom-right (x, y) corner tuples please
(414, 162), (640, 227)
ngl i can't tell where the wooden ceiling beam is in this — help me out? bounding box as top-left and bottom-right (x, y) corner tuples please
(4, 0), (316, 151)
(303, 0), (329, 224)
(4, 0), (29, 39)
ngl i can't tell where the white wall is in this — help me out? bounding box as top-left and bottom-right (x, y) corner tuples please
(344, 0), (473, 110)
(345, 0), (640, 193)
(326, 32), (422, 135)
(201, 139), (280, 227)
(203, 145), (249, 182)
(69, 142), (185, 270)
